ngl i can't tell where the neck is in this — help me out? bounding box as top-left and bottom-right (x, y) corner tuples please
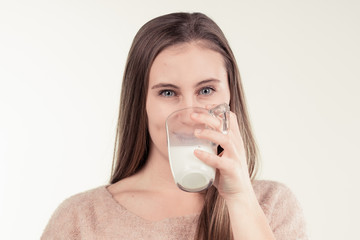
(137, 148), (205, 211)
(108, 144), (205, 217)
(136, 145), (181, 192)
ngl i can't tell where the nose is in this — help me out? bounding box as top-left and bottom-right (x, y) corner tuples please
(174, 96), (206, 129)
(175, 106), (203, 132)
(180, 95), (202, 109)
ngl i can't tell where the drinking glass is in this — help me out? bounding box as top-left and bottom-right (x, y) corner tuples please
(165, 103), (230, 192)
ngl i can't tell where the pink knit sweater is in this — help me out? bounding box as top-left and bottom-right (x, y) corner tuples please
(41, 180), (307, 239)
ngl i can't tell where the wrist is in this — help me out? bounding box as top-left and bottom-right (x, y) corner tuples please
(223, 190), (259, 210)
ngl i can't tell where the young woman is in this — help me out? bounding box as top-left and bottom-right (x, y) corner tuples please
(42, 12), (307, 240)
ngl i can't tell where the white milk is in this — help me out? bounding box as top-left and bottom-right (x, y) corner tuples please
(169, 145), (216, 192)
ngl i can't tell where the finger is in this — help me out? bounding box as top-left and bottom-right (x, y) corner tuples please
(229, 111), (241, 135)
(194, 149), (239, 178)
(231, 114), (247, 154)
(194, 128), (235, 155)
(218, 150), (224, 157)
(213, 169), (220, 188)
(194, 148), (230, 170)
(191, 112), (222, 131)
(205, 104), (218, 110)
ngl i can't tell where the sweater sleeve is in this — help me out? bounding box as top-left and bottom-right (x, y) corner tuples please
(41, 197), (81, 240)
(256, 181), (308, 240)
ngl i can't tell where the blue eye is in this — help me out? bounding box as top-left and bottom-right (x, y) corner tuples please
(160, 90), (175, 97)
(199, 87), (214, 95)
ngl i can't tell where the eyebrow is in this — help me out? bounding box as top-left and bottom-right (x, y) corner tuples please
(151, 79), (220, 89)
(151, 83), (179, 90)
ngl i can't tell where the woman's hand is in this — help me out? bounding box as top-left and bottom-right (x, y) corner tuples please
(191, 107), (256, 202)
(192, 106), (276, 240)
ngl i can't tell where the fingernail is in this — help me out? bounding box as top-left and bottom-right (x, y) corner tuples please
(205, 104), (213, 110)
(192, 113), (199, 118)
(194, 129), (202, 135)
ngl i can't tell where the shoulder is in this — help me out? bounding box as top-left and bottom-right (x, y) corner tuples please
(252, 180), (297, 206)
(41, 186), (110, 239)
(58, 185), (108, 208)
(50, 186), (108, 217)
(252, 180), (308, 240)
(251, 179), (302, 216)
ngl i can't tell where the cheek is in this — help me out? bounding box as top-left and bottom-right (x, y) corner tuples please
(222, 88), (231, 105)
(224, 82), (231, 103)
(147, 109), (172, 155)
(146, 106), (171, 138)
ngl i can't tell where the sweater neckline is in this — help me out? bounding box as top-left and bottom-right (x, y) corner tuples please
(101, 185), (200, 224)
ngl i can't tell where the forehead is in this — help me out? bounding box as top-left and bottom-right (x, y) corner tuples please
(149, 42), (227, 86)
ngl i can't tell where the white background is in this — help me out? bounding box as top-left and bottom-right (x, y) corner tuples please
(1, 0), (359, 239)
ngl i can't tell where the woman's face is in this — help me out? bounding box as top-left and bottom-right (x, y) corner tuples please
(146, 42), (231, 159)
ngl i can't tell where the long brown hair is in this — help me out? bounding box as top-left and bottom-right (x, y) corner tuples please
(110, 12), (259, 240)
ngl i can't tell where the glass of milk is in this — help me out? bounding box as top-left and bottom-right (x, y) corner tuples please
(165, 103), (230, 192)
